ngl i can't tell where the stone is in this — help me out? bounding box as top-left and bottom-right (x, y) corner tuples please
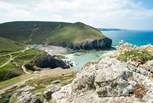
(52, 57), (153, 103)
(43, 84), (61, 101)
(30, 95), (42, 103)
(10, 86), (37, 103)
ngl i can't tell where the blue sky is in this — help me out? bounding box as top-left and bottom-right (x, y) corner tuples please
(136, 0), (153, 9)
(0, 0), (153, 30)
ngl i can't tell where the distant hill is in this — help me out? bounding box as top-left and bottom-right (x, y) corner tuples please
(98, 28), (124, 31)
(0, 37), (24, 53)
(0, 21), (112, 50)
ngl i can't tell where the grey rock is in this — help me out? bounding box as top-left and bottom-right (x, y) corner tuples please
(52, 57), (153, 103)
(10, 86), (42, 103)
(30, 95), (42, 103)
(43, 84), (61, 101)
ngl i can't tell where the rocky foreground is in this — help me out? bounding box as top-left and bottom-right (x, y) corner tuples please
(3, 43), (153, 103)
(52, 44), (153, 103)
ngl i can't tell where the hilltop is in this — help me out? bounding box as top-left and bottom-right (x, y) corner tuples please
(0, 21), (112, 50)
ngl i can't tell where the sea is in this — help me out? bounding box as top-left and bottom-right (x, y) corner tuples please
(103, 30), (153, 46)
(72, 30), (153, 69)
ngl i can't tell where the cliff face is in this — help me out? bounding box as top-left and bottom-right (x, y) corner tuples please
(31, 55), (70, 69)
(60, 38), (112, 50)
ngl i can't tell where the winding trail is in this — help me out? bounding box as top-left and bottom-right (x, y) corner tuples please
(21, 65), (31, 74)
(0, 47), (30, 68)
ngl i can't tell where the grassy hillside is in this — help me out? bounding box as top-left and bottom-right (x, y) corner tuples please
(0, 37), (24, 53)
(0, 48), (46, 81)
(0, 21), (106, 45)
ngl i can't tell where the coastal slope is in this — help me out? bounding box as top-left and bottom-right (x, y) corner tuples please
(0, 21), (112, 50)
(0, 37), (24, 53)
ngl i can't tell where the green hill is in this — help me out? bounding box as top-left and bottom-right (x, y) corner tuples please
(0, 37), (24, 53)
(0, 21), (112, 50)
(0, 48), (46, 81)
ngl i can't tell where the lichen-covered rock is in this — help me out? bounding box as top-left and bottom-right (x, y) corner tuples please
(52, 57), (153, 103)
(142, 60), (153, 72)
(30, 95), (42, 103)
(10, 86), (42, 103)
(43, 84), (61, 101)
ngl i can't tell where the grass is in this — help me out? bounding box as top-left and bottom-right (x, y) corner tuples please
(0, 74), (31, 89)
(13, 48), (46, 64)
(26, 69), (76, 94)
(0, 69), (76, 103)
(0, 37), (24, 54)
(0, 55), (9, 65)
(0, 48), (46, 81)
(118, 49), (153, 63)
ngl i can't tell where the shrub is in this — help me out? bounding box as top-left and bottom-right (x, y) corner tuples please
(118, 49), (153, 63)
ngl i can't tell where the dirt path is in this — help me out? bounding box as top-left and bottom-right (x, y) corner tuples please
(0, 47), (30, 68)
(21, 65), (31, 74)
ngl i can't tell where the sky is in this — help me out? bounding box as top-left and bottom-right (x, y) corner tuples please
(0, 0), (153, 30)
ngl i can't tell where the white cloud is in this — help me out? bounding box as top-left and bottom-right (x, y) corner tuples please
(0, 0), (153, 30)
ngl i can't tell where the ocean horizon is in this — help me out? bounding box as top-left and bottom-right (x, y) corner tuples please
(102, 30), (153, 46)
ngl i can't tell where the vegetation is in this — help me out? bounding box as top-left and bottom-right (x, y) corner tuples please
(118, 49), (153, 63)
(0, 69), (76, 103)
(0, 48), (46, 81)
(0, 21), (106, 45)
(0, 37), (24, 54)
(26, 71), (75, 93)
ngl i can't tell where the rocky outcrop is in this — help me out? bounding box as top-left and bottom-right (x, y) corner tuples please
(31, 55), (70, 69)
(52, 57), (153, 103)
(43, 84), (61, 101)
(10, 86), (42, 103)
(60, 38), (112, 50)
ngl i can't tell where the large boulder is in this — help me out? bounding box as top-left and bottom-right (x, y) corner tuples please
(52, 57), (153, 103)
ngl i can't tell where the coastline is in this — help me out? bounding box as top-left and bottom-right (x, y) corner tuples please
(35, 44), (115, 69)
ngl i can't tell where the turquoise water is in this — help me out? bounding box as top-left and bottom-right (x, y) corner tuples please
(72, 30), (153, 69)
(102, 30), (153, 46)
(71, 51), (106, 69)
